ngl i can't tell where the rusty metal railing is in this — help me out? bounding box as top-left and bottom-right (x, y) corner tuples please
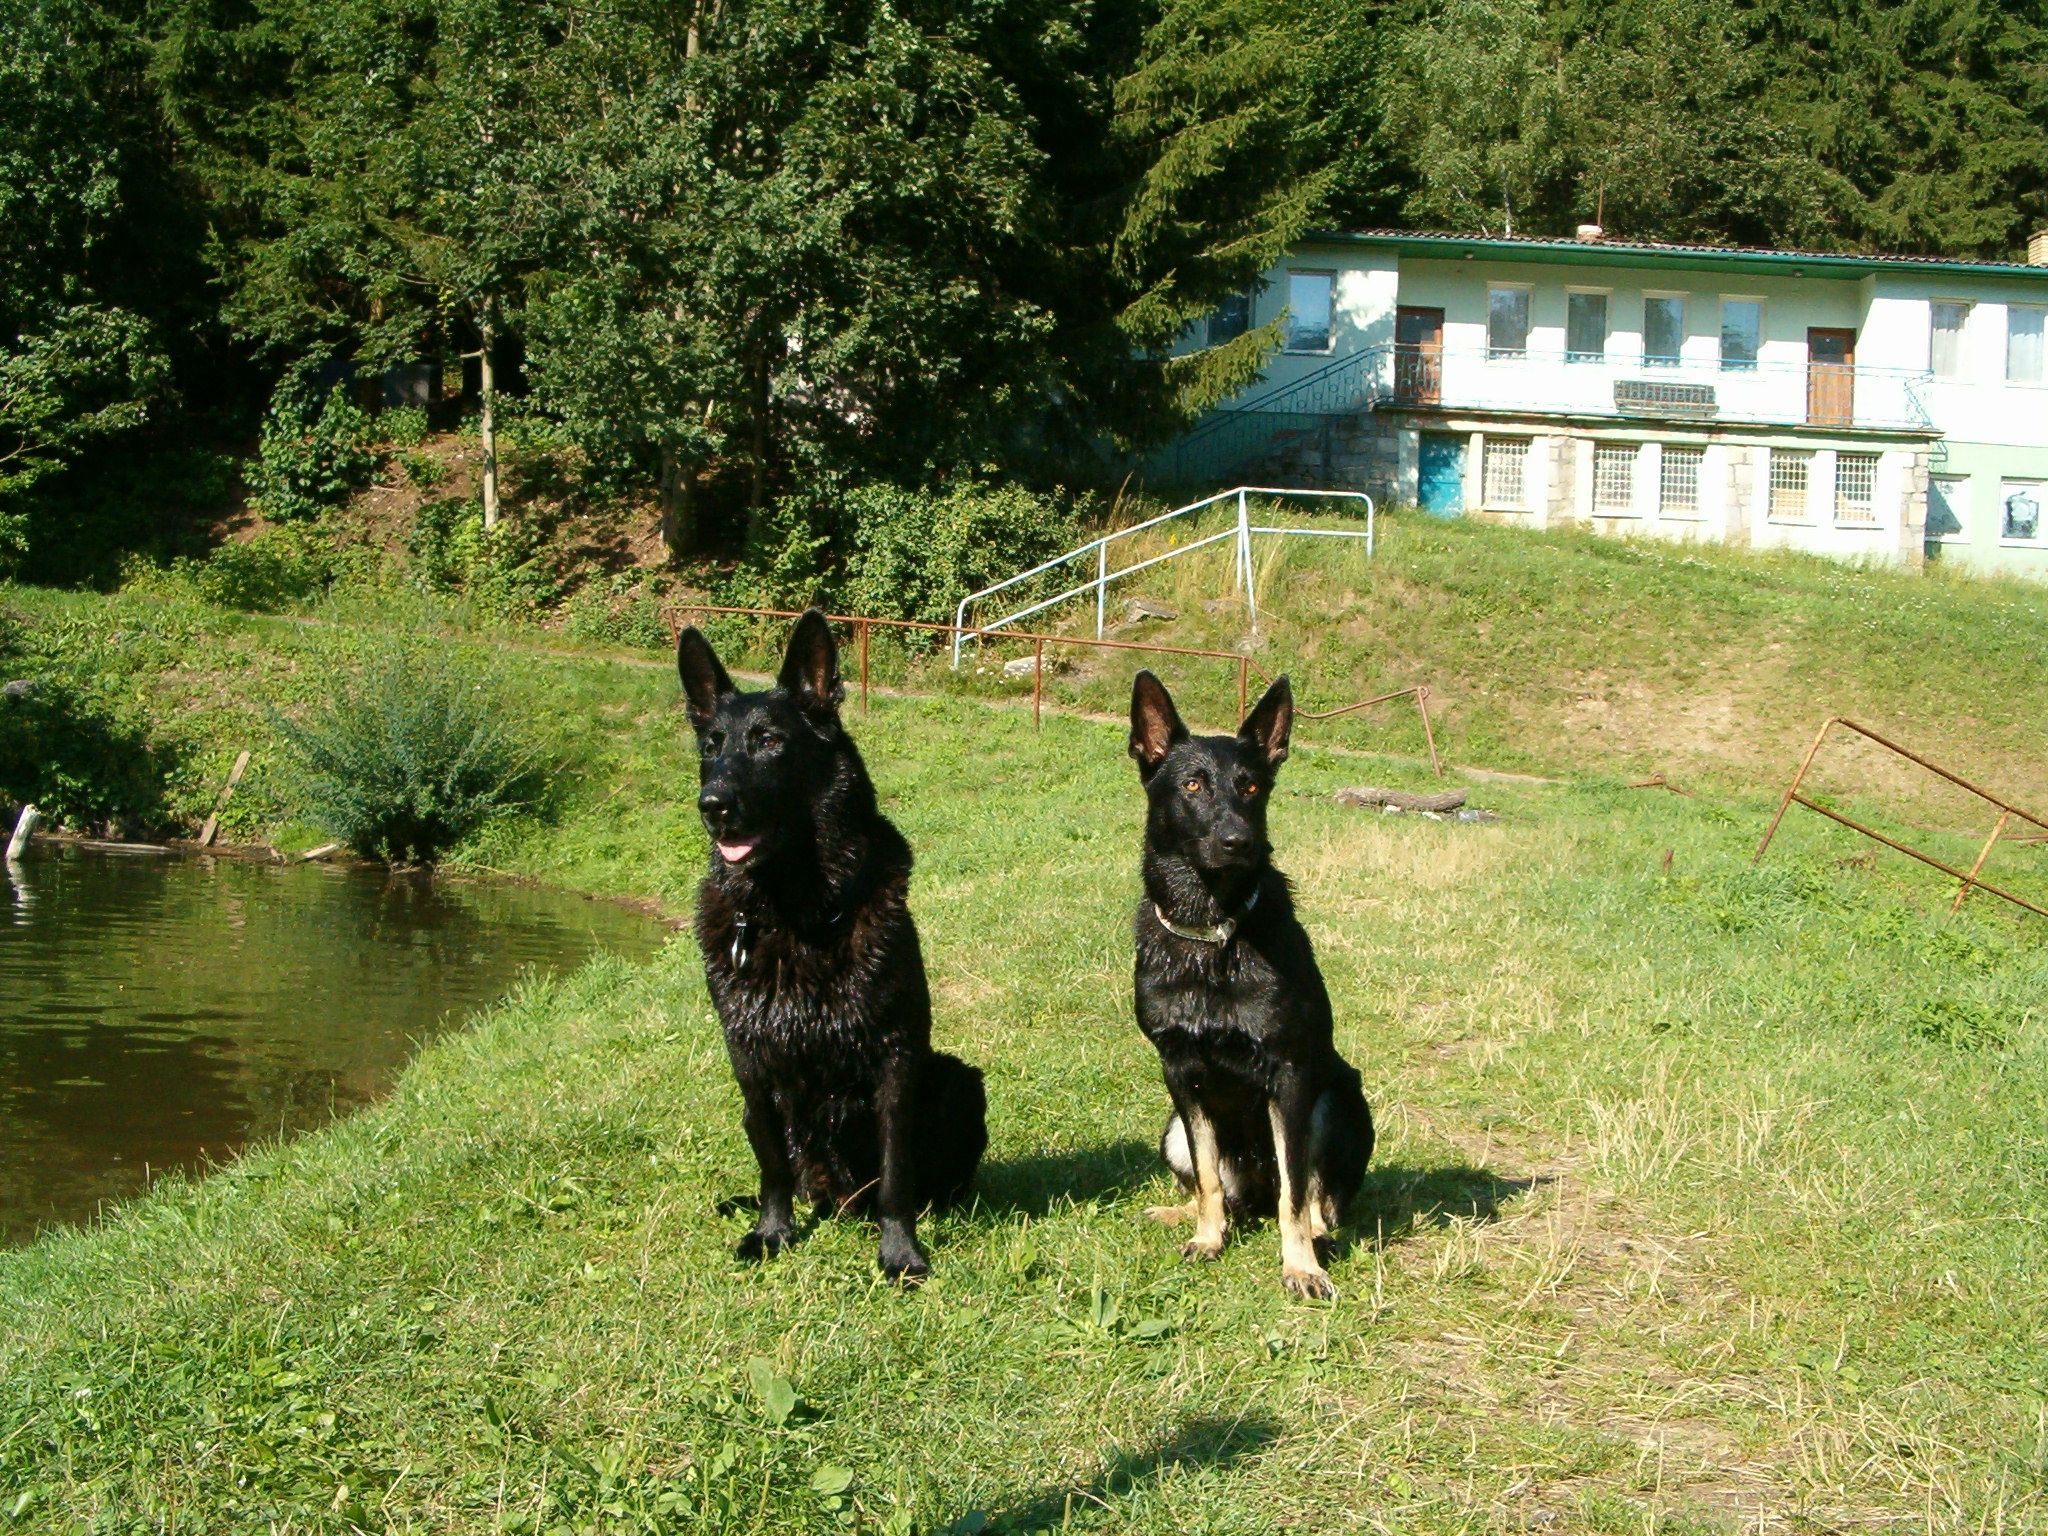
(670, 602), (1442, 775)
(1753, 716), (2048, 920)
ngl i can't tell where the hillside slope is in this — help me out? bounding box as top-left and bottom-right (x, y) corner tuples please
(969, 506), (2048, 824)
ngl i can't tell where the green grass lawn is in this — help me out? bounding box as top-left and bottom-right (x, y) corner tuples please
(2, 655), (2044, 1530)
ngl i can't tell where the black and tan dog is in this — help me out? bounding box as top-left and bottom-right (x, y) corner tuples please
(1127, 670), (1374, 1299)
(677, 611), (987, 1284)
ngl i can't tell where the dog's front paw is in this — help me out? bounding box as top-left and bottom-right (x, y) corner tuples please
(878, 1236), (930, 1288)
(1282, 1264), (1337, 1300)
(735, 1224), (794, 1263)
(1180, 1236), (1225, 1262)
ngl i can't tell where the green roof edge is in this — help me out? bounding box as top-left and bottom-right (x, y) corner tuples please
(1300, 230), (2048, 285)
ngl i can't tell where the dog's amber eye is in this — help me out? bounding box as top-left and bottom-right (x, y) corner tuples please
(1241, 781), (1260, 798)
(1182, 777), (1203, 794)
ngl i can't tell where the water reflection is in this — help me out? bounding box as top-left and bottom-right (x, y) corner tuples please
(0, 846), (666, 1242)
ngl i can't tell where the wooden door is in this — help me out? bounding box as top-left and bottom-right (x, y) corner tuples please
(1807, 328), (1855, 427)
(1396, 306), (1444, 405)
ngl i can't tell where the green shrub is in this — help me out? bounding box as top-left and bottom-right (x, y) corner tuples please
(398, 451), (447, 489)
(247, 367), (377, 523)
(0, 673), (172, 832)
(717, 481), (1084, 627)
(406, 498), (561, 622)
(274, 647), (539, 864)
(186, 527), (338, 612)
(380, 405), (431, 448)
(562, 576), (669, 650)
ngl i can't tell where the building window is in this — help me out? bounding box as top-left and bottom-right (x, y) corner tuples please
(1567, 292), (1607, 363)
(1769, 449), (1812, 521)
(1927, 476), (1967, 541)
(2003, 481), (2043, 541)
(1644, 296), (1685, 367)
(1488, 286), (1530, 359)
(1930, 301), (1970, 379)
(1592, 444), (1637, 513)
(1659, 445), (1704, 518)
(1284, 272), (1334, 353)
(1206, 291), (1251, 346)
(2008, 306), (2045, 384)
(1720, 299), (1761, 371)
(1834, 452), (1878, 525)
(1483, 436), (1531, 509)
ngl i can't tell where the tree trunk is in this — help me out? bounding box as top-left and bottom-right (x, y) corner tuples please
(478, 304), (500, 532)
(747, 340), (770, 518)
(658, 443), (695, 557)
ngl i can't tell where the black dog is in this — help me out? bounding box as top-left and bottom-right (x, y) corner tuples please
(1127, 670), (1373, 1299)
(677, 610), (987, 1284)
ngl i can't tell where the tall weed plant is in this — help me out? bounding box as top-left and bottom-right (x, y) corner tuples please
(274, 646), (539, 864)
(246, 367), (378, 524)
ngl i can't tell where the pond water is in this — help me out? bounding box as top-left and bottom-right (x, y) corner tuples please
(0, 845), (669, 1244)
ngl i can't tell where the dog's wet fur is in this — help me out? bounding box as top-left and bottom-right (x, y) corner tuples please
(677, 611), (987, 1284)
(1128, 670), (1374, 1299)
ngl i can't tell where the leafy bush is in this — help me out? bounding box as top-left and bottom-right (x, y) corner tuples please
(380, 405), (430, 448)
(246, 367), (377, 523)
(274, 648), (539, 864)
(187, 527), (339, 612)
(718, 481), (1084, 627)
(562, 576), (669, 650)
(406, 498), (562, 622)
(398, 451), (447, 488)
(0, 673), (172, 832)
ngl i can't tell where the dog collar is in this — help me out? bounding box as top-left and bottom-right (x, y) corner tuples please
(1153, 886), (1259, 945)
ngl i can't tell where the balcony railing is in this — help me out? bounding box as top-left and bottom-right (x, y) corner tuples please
(1148, 343), (1937, 490)
(1378, 344), (1935, 433)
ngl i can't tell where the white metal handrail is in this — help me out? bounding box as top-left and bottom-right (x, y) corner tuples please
(951, 486), (1373, 667)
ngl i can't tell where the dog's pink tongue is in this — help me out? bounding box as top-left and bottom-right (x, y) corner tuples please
(717, 839), (757, 864)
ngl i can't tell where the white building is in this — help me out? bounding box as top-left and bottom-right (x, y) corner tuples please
(1158, 230), (2048, 578)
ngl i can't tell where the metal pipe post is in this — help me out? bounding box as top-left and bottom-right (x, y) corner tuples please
(858, 620), (871, 716)
(1754, 718), (1836, 864)
(1032, 639), (1044, 728)
(1096, 542), (1108, 639)
(1952, 809), (2012, 913)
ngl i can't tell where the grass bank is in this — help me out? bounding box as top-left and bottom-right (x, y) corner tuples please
(1, 671), (2045, 1531)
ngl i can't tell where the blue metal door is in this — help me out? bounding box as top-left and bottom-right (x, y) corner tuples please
(1418, 433), (1466, 516)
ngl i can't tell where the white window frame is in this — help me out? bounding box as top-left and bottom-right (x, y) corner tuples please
(1833, 452), (1879, 527)
(1283, 270), (1336, 354)
(2000, 480), (2044, 545)
(1566, 288), (1609, 364)
(1481, 435), (1532, 510)
(1768, 448), (1814, 524)
(2006, 305), (2046, 386)
(1643, 292), (1687, 369)
(1926, 475), (1969, 544)
(1487, 283), (1532, 361)
(1929, 300), (1971, 380)
(1658, 443), (1705, 520)
(1719, 296), (1764, 373)
(1592, 442), (1639, 515)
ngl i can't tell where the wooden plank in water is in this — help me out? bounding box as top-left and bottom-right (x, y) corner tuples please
(197, 750), (252, 848)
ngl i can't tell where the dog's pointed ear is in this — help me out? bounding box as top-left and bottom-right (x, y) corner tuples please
(1238, 674), (1293, 769)
(1129, 670), (1188, 780)
(778, 608), (843, 726)
(677, 627), (736, 729)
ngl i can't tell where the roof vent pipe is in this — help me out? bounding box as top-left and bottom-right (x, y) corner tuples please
(2030, 230), (2048, 266)
(1576, 223), (1605, 243)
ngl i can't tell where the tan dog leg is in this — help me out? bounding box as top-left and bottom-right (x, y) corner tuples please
(1181, 1109), (1227, 1260)
(1144, 1201), (1196, 1226)
(1270, 1102), (1336, 1299)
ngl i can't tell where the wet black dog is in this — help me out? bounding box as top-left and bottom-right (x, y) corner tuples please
(1127, 670), (1373, 1299)
(677, 610), (986, 1284)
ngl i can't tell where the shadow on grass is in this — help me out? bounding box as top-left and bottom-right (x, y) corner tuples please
(933, 1412), (1280, 1535)
(1352, 1160), (1550, 1250)
(972, 1137), (1156, 1217)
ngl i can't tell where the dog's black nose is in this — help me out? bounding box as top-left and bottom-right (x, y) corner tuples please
(699, 786), (735, 827)
(1217, 826), (1253, 856)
